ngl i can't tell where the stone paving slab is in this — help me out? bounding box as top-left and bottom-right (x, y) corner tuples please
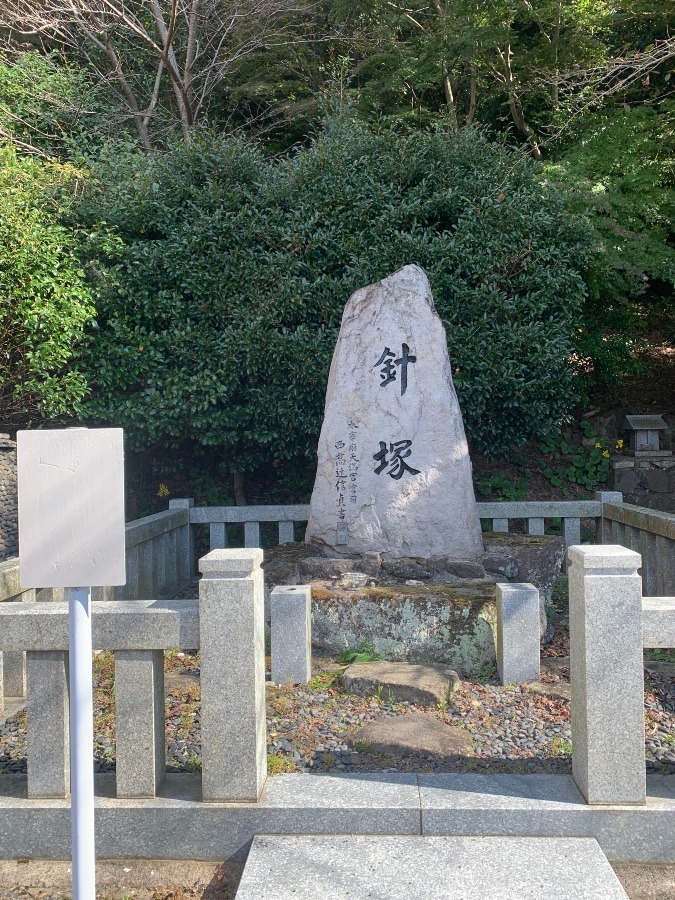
(419, 774), (675, 862)
(0, 774), (674, 863)
(342, 660), (460, 705)
(234, 835), (628, 899)
(346, 710), (473, 756)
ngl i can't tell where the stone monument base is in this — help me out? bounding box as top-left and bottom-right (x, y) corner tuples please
(263, 534), (565, 676)
(307, 579), (497, 675)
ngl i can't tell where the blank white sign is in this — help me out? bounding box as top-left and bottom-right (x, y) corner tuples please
(18, 429), (126, 588)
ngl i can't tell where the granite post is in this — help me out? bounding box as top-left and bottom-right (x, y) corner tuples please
(594, 491), (623, 546)
(199, 549), (267, 802)
(26, 651), (70, 798)
(496, 583), (540, 685)
(169, 498), (195, 581)
(568, 544), (645, 805)
(115, 650), (165, 798)
(271, 585), (312, 685)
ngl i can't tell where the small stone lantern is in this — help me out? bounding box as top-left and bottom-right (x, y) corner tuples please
(623, 415), (671, 457)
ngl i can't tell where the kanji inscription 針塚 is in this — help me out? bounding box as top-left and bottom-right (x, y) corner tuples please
(373, 343), (416, 396)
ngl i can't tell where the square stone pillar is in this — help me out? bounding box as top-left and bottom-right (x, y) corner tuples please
(594, 491), (623, 545)
(169, 498), (195, 580)
(271, 585), (312, 685)
(199, 549), (267, 802)
(496, 583), (540, 685)
(26, 651), (70, 798)
(4, 589), (36, 698)
(568, 544), (645, 805)
(2, 651), (25, 698)
(115, 650), (165, 798)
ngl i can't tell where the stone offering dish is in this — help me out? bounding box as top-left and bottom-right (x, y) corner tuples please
(339, 572), (369, 590)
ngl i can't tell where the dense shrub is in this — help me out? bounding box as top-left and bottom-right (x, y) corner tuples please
(0, 145), (94, 423)
(547, 102), (675, 383)
(78, 118), (590, 467)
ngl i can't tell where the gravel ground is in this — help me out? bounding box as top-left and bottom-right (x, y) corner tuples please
(1, 859), (675, 900)
(0, 578), (675, 774)
(1, 648), (673, 777)
(3, 579), (673, 776)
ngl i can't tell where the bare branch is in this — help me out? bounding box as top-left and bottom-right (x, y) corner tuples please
(0, 0), (317, 147)
(536, 36), (675, 135)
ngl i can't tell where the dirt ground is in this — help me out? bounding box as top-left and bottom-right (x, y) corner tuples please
(0, 857), (674, 899)
(0, 859), (241, 899)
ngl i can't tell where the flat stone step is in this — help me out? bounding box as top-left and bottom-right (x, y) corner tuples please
(235, 835), (629, 899)
(342, 660), (461, 705)
(346, 710), (473, 757)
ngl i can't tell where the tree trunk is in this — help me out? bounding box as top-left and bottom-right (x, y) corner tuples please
(500, 44), (542, 160)
(465, 63), (477, 126)
(551, 0), (562, 108)
(148, 0), (194, 142)
(104, 40), (154, 150)
(443, 69), (459, 130)
(233, 471), (247, 506)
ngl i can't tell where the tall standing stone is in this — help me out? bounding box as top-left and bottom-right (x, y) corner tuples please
(306, 265), (483, 559)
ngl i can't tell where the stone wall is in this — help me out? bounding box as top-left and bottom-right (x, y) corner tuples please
(611, 457), (675, 514)
(0, 435), (17, 562)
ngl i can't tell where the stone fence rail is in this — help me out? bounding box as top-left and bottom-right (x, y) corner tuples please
(0, 545), (672, 814)
(0, 506), (193, 697)
(3, 492), (672, 607)
(600, 501), (675, 595)
(0, 506), (192, 607)
(189, 496), (612, 573)
(189, 492), (675, 588)
(0, 550), (265, 803)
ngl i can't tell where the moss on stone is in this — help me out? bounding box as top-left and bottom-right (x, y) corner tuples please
(311, 580), (495, 607)
(264, 541), (316, 564)
(483, 532), (556, 548)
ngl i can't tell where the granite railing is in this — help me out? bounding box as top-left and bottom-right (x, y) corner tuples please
(3, 543), (672, 810)
(0, 506), (192, 607)
(0, 547), (674, 862)
(111, 503), (193, 602)
(186, 491), (672, 581)
(0, 506), (193, 704)
(568, 544), (675, 806)
(0, 549), (266, 802)
(598, 499), (675, 595)
(190, 502), (310, 554)
(185, 495), (614, 564)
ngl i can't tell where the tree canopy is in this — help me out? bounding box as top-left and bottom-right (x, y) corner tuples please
(77, 119), (589, 462)
(0, 0), (672, 484)
(0, 146), (93, 423)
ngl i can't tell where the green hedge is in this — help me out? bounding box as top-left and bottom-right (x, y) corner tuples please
(0, 145), (94, 423)
(79, 119), (590, 466)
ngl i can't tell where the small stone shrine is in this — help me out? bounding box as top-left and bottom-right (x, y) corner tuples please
(305, 264), (483, 559)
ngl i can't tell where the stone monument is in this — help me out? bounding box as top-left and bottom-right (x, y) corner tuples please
(305, 264), (483, 559)
(264, 265), (565, 674)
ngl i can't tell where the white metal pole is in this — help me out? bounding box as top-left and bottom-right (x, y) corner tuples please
(68, 586), (96, 899)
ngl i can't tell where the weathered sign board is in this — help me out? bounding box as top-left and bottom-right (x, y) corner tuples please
(18, 428), (126, 588)
(17, 427), (126, 900)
